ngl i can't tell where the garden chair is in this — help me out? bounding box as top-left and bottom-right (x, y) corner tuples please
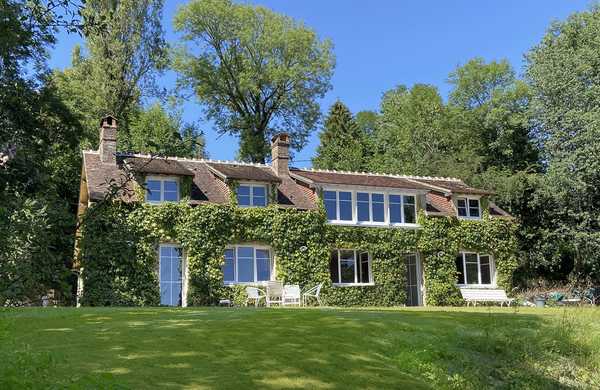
(265, 281), (283, 307)
(282, 284), (301, 306)
(245, 287), (265, 307)
(302, 282), (324, 306)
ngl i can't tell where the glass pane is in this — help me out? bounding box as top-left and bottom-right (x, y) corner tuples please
(160, 246), (171, 258)
(466, 262), (479, 284)
(360, 252), (370, 283)
(389, 196), (402, 223)
(456, 255), (465, 284)
(252, 195), (266, 207)
(238, 257), (254, 282)
(146, 180), (161, 202)
(338, 191), (352, 201)
(403, 195), (415, 205)
(469, 199), (480, 217)
(372, 194), (385, 222)
(237, 246), (254, 259)
(172, 282), (182, 306)
(324, 199), (337, 220)
(357, 192), (370, 222)
(457, 199), (467, 217)
(256, 256), (270, 281)
(339, 192), (353, 221)
(323, 190), (336, 200)
(172, 257), (182, 282)
(237, 195), (251, 206)
(403, 203), (416, 224)
(480, 255), (491, 284)
(160, 283), (171, 305)
(340, 250), (355, 283)
(252, 186), (265, 197)
(329, 251), (339, 283)
(160, 254), (171, 282)
(164, 190), (178, 202)
(164, 181), (178, 192)
(237, 186), (250, 196)
(222, 252), (235, 282)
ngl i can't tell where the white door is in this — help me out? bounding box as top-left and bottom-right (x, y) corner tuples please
(159, 245), (182, 306)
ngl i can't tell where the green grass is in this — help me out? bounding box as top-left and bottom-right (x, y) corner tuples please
(1, 307), (599, 389)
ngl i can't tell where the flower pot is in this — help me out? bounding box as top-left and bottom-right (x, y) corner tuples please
(535, 297), (546, 308)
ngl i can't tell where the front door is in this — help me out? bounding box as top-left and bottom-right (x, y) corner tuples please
(160, 245), (182, 306)
(405, 253), (421, 306)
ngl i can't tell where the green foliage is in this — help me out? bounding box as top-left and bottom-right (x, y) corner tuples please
(78, 200), (517, 307)
(312, 101), (369, 172)
(173, 0), (335, 162)
(526, 5), (600, 282)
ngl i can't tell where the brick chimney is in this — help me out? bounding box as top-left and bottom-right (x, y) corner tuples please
(99, 115), (117, 164)
(271, 133), (290, 177)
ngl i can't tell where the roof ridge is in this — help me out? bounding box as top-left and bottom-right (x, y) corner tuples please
(293, 167), (463, 182)
(114, 152), (270, 168)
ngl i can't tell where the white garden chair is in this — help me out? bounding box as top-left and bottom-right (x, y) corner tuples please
(282, 284), (301, 306)
(245, 287), (265, 307)
(265, 281), (283, 307)
(302, 282), (324, 306)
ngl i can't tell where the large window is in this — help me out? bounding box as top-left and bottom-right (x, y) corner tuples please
(146, 177), (179, 203)
(324, 189), (417, 226)
(457, 197), (481, 219)
(159, 245), (182, 306)
(330, 249), (372, 285)
(456, 252), (493, 286)
(222, 245), (272, 284)
(236, 184), (267, 207)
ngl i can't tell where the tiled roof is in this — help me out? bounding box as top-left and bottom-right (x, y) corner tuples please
(415, 178), (493, 195)
(206, 162), (281, 183)
(290, 168), (432, 190)
(124, 156), (194, 176)
(425, 192), (455, 216)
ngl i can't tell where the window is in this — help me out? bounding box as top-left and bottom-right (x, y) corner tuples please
(405, 253), (420, 306)
(323, 190), (353, 222)
(324, 189), (418, 226)
(457, 197), (481, 218)
(456, 252), (494, 286)
(159, 245), (182, 306)
(236, 184), (267, 207)
(222, 245), (272, 284)
(329, 249), (372, 285)
(146, 177), (179, 203)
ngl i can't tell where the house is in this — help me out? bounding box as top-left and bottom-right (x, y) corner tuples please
(75, 116), (516, 307)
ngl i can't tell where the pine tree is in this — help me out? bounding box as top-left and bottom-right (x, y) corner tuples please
(312, 101), (367, 171)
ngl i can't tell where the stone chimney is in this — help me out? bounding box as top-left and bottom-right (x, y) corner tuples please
(271, 133), (290, 177)
(99, 115), (117, 164)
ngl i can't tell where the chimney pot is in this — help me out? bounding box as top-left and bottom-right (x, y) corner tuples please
(271, 133), (290, 177)
(99, 115), (118, 164)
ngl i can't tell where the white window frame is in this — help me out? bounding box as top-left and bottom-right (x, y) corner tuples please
(331, 249), (374, 287)
(236, 182), (269, 207)
(322, 186), (420, 228)
(456, 196), (482, 220)
(158, 244), (186, 307)
(223, 244), (274, 285)
(145, 176), (180, 204)
(456, 251), (495, 287)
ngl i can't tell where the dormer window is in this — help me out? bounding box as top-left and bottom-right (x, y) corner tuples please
(457, 197), (480, 219)
(236, 183), (267, 207)
(145, 177), (179, 203)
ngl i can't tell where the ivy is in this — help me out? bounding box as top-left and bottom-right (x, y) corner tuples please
(78, 202), (518, 307)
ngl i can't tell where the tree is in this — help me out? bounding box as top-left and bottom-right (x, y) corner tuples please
(313, 101), (368, 171)
(369, 84), (480, 178)
(53, 0), (168, 148)
(129, 103), (206, 158)
(526, 6), (600, 282)
(173, 0), (335, 162)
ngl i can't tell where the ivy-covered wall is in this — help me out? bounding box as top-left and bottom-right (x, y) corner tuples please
(78, 201), (518, 307)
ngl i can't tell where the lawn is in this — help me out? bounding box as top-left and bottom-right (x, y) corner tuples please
(1, 307), (599, 389)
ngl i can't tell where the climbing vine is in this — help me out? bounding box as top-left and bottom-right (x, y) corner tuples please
(78, 201), (517, 307)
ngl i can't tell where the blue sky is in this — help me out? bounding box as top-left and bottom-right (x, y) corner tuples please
(48, 1), (590, 165)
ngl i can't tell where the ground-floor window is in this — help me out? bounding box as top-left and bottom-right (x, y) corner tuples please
(456, 252), (494, 286)
(330, 249), (372, 285)
(159, 245), (182, 306)
(223, 245), (272, 284)
(405, 253), (420, 306)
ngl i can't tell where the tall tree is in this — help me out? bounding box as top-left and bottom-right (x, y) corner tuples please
(313, 101), (367, 171)
(526, 6), (600, 282)
(173, 0), (335, 162)
(370, 84), (480, 178)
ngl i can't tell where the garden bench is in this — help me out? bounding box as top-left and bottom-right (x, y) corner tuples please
(460, 288), (514, 307)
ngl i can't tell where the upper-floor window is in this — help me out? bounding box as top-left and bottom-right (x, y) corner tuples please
(456, 252), (494, 286)
(222, 245), (272, 284)
(323, 189), (417, 226)
(236, 184), (267, 207)
(330, 249), (372, 286)
(146, 177), (179, 203)
(457, 197), (480, 219)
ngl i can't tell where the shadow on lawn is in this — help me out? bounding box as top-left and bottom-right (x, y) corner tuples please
(2, 307), (598, 389)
